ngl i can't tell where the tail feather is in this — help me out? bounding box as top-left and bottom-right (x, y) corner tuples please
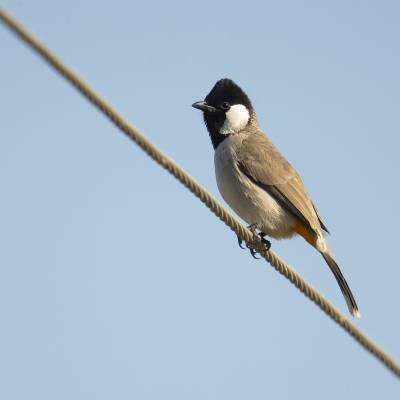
(321, 252), (361, 318)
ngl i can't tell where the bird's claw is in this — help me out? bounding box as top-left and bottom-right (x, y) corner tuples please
(237, 235), (245, 249)
(249, 246), (260, 259)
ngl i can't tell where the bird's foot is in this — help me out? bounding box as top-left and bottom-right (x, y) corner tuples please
(259, 231), (271, 252)
(237, 225), (271, 259)
(247, 225), (261, 258)
(237, 236), (260, 258)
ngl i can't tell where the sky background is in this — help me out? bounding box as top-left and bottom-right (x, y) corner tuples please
(1, 1), (399, 398)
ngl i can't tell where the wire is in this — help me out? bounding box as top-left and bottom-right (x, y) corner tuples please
(1, 7), (399, 378)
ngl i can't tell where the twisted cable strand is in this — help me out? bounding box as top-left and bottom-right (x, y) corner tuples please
(1, 8), (399, 378)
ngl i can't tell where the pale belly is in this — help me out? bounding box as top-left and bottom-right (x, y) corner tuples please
(214, 140), (297, 238)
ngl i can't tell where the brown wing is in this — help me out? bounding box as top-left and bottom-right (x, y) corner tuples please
(237, 130), (328, 234)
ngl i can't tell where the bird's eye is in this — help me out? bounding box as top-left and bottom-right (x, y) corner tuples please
(221, 102), (230, 111)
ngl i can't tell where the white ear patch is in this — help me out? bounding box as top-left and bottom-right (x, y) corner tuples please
(220, 104), (250, 135)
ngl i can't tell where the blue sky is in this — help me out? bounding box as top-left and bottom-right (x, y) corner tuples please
(1, 1), (399, 398)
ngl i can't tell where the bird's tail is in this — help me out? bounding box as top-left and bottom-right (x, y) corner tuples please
(321, 252), (361, 318)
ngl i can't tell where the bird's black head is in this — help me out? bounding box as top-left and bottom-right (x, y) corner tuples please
(192, 79), (253, 149)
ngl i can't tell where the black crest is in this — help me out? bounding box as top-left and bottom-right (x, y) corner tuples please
(205, 79), (253, 111)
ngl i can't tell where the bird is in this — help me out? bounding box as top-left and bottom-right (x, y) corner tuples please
(192, 78), (360, 317)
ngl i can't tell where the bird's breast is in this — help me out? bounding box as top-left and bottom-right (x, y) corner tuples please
(214, 136), (296, 238)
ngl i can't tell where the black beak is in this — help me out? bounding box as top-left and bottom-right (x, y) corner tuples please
(192, 101), (217, 113)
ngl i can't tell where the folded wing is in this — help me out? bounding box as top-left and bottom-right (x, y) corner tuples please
(237, 131), (328, 236)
